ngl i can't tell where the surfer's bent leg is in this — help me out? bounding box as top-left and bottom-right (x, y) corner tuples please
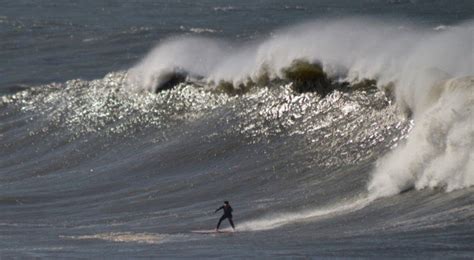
(216, 215), (226, 230)
(228, 217), (235, 229)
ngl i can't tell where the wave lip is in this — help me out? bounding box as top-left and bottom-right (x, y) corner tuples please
(127, 19), (473, 106)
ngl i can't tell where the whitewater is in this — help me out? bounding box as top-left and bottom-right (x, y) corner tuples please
(128, 18), (473, 197)
(1, 1), (473, 258)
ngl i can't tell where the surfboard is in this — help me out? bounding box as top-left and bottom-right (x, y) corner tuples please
(191, 229), (234, 234)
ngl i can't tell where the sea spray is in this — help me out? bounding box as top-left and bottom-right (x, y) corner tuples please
(127, 37), (228, 92)
(369, 77), (474, 197)
(127, 19), (473, 95)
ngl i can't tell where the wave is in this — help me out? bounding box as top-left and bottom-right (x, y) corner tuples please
(128, 18), (473, 198)
(2, 77), (408, 233)
(1, 18), (472, 237)
(127, 18), (474, 229)
(128, 18), (473, 95)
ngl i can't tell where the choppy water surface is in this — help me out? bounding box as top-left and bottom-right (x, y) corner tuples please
(1, 0), (473, 258)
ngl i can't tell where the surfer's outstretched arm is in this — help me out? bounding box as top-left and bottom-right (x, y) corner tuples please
(214, 206), (224, 213)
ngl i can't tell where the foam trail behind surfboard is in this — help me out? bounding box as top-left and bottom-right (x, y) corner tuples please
(238, 195), (375, 231)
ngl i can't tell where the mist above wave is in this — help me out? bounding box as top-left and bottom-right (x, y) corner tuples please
(128, 18), (472, 100)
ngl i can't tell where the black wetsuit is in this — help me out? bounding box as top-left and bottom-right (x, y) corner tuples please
(215, 205), (235, 230)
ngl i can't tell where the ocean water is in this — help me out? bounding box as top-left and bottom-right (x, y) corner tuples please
(1, 0), (473, 258)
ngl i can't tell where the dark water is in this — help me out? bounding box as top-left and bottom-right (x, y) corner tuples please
(1, 0), (474, 258)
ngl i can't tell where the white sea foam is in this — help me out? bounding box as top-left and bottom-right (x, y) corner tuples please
(61, 232), (188, 244)
(434, 24), (450, 31)
(368, 77), (474, 197)
(127, 37), (228, 92)
(179, 25), (220, 34)
(239, 195), (375, 231)
(213, 6), (239, 12)
(128, 18), (472, 94)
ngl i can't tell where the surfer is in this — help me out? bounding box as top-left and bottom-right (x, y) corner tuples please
(215, 201), (235, 231)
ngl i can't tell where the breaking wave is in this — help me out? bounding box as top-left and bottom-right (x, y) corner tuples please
(0, 18), (472, 238)
(128, 18), (474, 199)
